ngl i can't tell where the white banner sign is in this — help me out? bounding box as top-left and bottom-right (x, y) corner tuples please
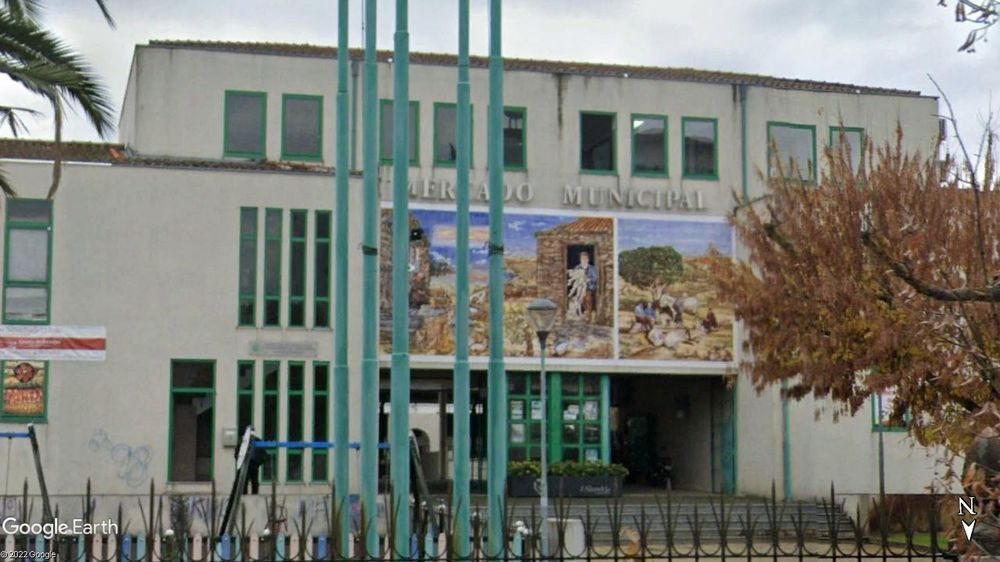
(0, 325), (106, 361)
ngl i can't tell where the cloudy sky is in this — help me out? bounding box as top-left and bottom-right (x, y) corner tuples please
(4, 0), (999, 153)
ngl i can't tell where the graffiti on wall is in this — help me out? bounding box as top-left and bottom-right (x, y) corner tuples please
(88, 429), (152, 487)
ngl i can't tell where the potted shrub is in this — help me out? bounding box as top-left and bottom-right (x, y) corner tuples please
(507, 460), (628, 498)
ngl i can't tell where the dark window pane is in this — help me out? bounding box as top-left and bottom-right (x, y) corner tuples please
(265, 209), (282, 237)
(238, 395), (253, 431)
(770, 125), (815, 179)
(684, 120), (716, 176)
(509, 373), (527, 395)
(240, 208), (257, 236)
(264, 363), (280, 390)
(291, 210), (307, 239)
(504, 109), (525, 167)
(226, 93), (265, 155)
(563, 375), (579, 395)
(380, 101), (418, 162)
(170, 391), (214, 481)
(313, 395), (328, 440)
(313, 451), (328, 480)
(283, 97), (321, 157)
(239, 300), (254, 325)
(264, 240), (280, 294)
(314, 303), (329, 328)
(8, 199), (52, 223)
(508, 448), (526, 461)
(172, 361), (213, 388)
(238, 363), (254, 391)
(289, 302), (304, 326)
(315, 241), (330, 298)
(290, 244), (305, 295)
(239, 239), (256, 294)
(314, 364), (329, 392)
(632, 117), (666, 173)
(287, 452), (303, 481)
(316, 212), (331, 239)
(264, 300), (280, 325)
(584, 425), (601, 444)
(288, 396), (303, 440)
(289, 363), (304, 390)
(263, 396), (278, 439)
(581, 113), (615, 171)
(435, 105), (458, 163)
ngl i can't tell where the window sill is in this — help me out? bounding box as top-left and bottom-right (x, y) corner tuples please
(682, 174), (719, 181)
(632, 171), (670, 179)
(580, 169), (618, 177)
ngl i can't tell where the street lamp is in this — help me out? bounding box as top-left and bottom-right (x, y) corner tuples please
(527, 298), (557, 559)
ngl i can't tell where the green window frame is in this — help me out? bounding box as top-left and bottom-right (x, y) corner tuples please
(261, 361), (280, 482)
(3, 198), (53, 325)
(379, 99), (420, 165)
(828, 126), (865, 176)
(288, 210), (307, 327)
(312, 362), (330, 481)
(580, 111), (617, 174)
(433, 102), (474, 167)
(281, 94), (323, 161)
(767, 121), (817, 183)
(224, 90), (267, 159)
(314, 211), (332, 328)
(503, 106), (527, 171)
(263, 208), (282, 327)
(236, 360), (255, 434)
(0, 360), (49, 423)
(286, 361), (306, 482)
(559, 374), (602, 462)
(682, 116), (719, 180)
(237, 207), (257, 326)
(168, 360), (216, 482)
(508, 372), (543, 462)
(631, 113), (669, 177)
(872, 390), (909, 433)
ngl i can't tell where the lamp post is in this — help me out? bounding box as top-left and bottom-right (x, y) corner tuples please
(527, 298), (557, 559)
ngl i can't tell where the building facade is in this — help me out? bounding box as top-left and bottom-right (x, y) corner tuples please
(0, 41), (946, 513)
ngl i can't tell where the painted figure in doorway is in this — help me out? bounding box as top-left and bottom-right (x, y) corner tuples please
(567, 251), (598, 323)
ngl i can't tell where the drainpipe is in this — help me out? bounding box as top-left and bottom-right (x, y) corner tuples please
(351, 59), (360, 171)
(734, 83), (751, 496)
(390, 0), (412, 556)
(452, 0), (472, 556)
(486, 0), (507, 556)
(333, 0), (351, 552)
(360, 0), (380, 556)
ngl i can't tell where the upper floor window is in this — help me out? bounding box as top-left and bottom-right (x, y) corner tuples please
(380, 99), (419, 165)
(224, 91), (267, 158)
(433, 102), (474, 167)
(631, 114), (668, 177)
(281, 94), (323, 161)
(4, 199), (53, 324)
(682, 117), (718, 180)
(829, 126), (864, 176)
(504, 107), (527, 170)
(580, 111), (616, 173)
(768, 122), (816, 182)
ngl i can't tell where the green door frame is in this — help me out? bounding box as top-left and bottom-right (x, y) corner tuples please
(167, 359), (216, 482)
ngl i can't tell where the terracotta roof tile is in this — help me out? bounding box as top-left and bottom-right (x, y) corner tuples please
(147, 40), (924, 98)
(537, 217), (614, 236)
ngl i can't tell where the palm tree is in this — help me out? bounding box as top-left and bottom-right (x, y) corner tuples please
(0, 0), (115, 197)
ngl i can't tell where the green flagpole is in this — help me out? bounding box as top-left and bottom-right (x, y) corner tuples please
(452, 0), (472, 556)
(333, 0), (351, 553)
(360, 0), (380, 556)
(486, 0), (506, 557)
(390, 0), (412, 557)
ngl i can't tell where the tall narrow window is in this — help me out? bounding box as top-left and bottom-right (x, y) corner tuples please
(281, 94), (323, 161)
(768, 122), (817, 182)
(3, 199), (53, 324)
(169, 360), (215, 482)
(238, 208), (257, 326)
(261, 361), (280, 481)
(263, 209), (282, 326)
(503, 107), (527, 170)
(434, 102), (473, 167)
(287, 362), (305, 482)
(508, 373), (542, 462)
(829, 126), (864, 176)
(580, 112), (616, 173)
(682, 117), (718, 179)
(224, 91), (266, 158)
(288, 210), (307, 327)
(560, 374), (602, 462)
(312, 362), (330, 481)
(236, 361), (254, 434)
(314, 211), (332, 328)
(1, 360), (48, 422)
(379, 99), (419, 164)
(631, 114), (668, 176)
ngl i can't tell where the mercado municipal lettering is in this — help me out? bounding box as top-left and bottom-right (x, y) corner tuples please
(395, 177), (707, 211)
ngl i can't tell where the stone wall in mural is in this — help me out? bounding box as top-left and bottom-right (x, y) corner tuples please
(379, 207), (733, 364)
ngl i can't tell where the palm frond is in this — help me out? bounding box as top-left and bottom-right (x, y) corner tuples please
(0, 10), (115, 137)
(2, 0), (42, 21)
(93, 0), (115, 28)
(0, 104), (40, 137)
(0, 165), (19, 197)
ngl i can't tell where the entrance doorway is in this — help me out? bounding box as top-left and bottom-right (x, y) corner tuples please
(169, 360), (215, 482)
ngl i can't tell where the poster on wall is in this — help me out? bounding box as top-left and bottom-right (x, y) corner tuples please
(1, 360), (46, 418)
(379, 205), (734, 366)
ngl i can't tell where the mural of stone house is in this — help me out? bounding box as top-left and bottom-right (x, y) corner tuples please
(535, 217), (614, 326)
(379, 210), (431, 319)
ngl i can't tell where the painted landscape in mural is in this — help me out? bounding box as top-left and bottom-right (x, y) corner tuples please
(379, 208), (614, 359)
(617, 218), (734, 361)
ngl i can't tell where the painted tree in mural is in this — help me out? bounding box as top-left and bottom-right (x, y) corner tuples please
(618, 246), (684, 302)
(711, 118), (1000, 469)
(0, 0), (115, 196)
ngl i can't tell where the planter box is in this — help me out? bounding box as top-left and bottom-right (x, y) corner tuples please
(507, 475), (623, 498)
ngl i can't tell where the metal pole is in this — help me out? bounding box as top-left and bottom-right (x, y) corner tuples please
(333, 0), (351, 553)
(27, 424), (53, 525)
(453, 0), (472, 556)
(538, 336), (550, 559)
(360, 0), (380, 556)
(391, 0), (412, 557)
(486, 0), (507, 557)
